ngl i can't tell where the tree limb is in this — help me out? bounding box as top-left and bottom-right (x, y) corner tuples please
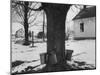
(28, 11), (41, 24)
(14, 1), (43, 11)
(27, 3), (39, 19)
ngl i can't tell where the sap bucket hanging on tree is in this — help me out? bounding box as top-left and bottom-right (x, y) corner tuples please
(65, 49), (74, 61)
(47, 51), (57, 65)
(40, 53), (48, 64)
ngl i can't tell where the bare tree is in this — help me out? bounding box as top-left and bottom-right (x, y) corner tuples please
(11, 0), (42, 45)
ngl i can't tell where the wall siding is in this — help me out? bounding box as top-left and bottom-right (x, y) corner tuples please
(73, 17), (96, 39)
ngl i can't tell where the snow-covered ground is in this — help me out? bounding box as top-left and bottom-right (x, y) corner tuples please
(11, 39), (96, 73)
(12, 41), (47, 62)
(65, 40), (95, 65)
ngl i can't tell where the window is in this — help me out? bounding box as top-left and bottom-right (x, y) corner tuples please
(80, 23), (84, 32)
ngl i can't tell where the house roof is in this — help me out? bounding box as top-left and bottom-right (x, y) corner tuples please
(73, 6), (96, 20)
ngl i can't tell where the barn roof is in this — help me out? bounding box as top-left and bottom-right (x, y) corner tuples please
(73, 6), (96, 20)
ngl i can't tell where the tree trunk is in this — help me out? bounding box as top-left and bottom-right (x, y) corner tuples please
(43, 3), (70, 70)
(23, 2), (30, 45)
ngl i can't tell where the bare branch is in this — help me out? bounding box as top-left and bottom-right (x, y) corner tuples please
(29, 22), (43, 28)
(27, 3), (39, 19)
(14, 5), (23, 22)
(13, 20), (23, 25)
(74, 5), (83, 10)
(14, 1), (43, 11)
(28, 11), (36, 19)
(70, 7), (75, 13)
(27, 10), (31, 19)
(19, 5), (24, 21)
(28, 11), (41, 24)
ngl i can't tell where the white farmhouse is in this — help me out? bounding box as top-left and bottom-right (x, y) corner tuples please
(72, 6), (96, 40)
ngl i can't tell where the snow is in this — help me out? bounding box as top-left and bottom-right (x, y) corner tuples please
(12, 23), (24, 35)
(12, 42), (47, 62)
(12, 39), (96, 73)
(65, 40), (95, 65)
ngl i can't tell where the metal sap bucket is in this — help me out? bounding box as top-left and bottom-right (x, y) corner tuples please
(40, 53), (47, 64)
(40, 52), (57, 65)
(65, 50), (74, 61)
(47, 52), (57, 65)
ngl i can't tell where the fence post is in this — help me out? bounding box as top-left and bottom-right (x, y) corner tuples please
(32, 31), (34, 47)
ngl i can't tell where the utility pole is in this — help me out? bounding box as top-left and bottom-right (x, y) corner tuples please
(43, 10), (45, 42)
(31, 31), (34, 47)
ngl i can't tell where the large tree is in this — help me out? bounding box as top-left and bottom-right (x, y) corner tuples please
(11, 0), (42, 45)
(42, 4), (86, 71)
(41, 3), (71, 71)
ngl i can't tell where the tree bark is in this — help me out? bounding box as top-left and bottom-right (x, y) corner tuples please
(23, 2), (30, 45)
(43, 3), (70, 70)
